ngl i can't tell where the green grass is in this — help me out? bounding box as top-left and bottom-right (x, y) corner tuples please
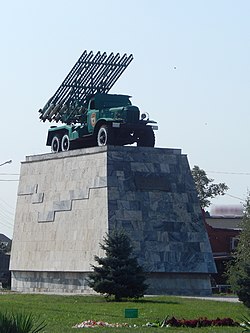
(0, 293), (248, 333)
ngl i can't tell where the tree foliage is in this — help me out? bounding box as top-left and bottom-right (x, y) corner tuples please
(88, 230), (148, 301)
(0, 240), (11, 254)
(191, 165), (229, 208)
(227, 194), (250, 307)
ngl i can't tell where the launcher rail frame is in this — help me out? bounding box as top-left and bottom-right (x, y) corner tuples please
(39, 51), (133, 124)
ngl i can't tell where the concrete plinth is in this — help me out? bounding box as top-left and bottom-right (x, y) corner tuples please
(10, 146), (216, 295)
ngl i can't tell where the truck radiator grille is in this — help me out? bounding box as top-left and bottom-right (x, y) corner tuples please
(124, 106), (140, 123)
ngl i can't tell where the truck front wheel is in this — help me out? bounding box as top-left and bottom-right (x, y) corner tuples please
(51, 135), (61, 153)
(61, 134), (70, 151)
(137, 126), (155, 147)
(97, 124), (113, 146)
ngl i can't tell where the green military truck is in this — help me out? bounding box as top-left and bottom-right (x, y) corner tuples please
(39, 51), (158, 152)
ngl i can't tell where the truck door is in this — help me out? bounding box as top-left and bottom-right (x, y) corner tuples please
(87, 98), (98, 133)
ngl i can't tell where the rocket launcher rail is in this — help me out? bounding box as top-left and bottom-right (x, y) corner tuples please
(38, 50), (133, 124)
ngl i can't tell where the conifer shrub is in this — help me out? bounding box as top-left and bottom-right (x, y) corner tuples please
(88, 230), (148, 301)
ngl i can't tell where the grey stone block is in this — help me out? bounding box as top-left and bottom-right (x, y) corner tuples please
(53, 200), (72, 212)
(69, 189), (89, 200)
(32, 193), (44, 204)
(38, 211), (55, 223)
(18, 184), (38, 196)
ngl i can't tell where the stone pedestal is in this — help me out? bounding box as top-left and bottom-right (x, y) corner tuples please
(10, 146), (216, 295)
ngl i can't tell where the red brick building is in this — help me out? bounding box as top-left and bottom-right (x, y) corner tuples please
(205, 215), (242, 288)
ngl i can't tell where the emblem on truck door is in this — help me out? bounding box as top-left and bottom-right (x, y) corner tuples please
(91, 113), (96, 127)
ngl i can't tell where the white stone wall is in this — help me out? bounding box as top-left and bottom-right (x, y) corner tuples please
(10, 147), (108, 272)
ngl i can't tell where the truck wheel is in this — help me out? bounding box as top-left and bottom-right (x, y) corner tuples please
(51, 135), (61, 153)
(61, 134), (70, 151)
(97, 124), (113, 146)
(137, 126), (155, 147)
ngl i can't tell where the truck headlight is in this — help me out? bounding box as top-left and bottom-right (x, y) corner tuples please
(141, 112), (149, 120)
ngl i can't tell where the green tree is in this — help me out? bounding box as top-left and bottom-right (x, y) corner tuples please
(191, 165), (229, 208)
(227, 194), (250, 307)
(88, 230), (148, 301)
(0, 240), (11, 254)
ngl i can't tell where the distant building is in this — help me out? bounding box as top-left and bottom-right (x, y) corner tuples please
(0, 234), (11, 288)
(205, 213), (242, 289)
(210, 204), (243, 218)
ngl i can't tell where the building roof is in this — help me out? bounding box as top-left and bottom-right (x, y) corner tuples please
(205, 216), (242, 230)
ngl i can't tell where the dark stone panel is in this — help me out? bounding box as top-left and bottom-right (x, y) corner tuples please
(176, 183), (186, 193)
(188, 191), (201, 203)
(143, 231), (158, 241)
(152, 163), (162, 173)
(111, 161), (132, 172)
(185, 222), (203, 233)
(155, 262), (166, 271)
(164, 251), (182, 263)
(117, 200), (130, 210)
(106, 176), (118, 187)
(169, 242), (184, 252)
(184, 177), (196, 192)
(108, 200), (118, 211)
(134, 174), (171, 192)
(180, 252), (204, 267)
(168, 232), (182, 242)
(186, 203), (194, 213)
(107, 165), (115, 176)
(184, 242), (201, 253)
(204, 252), (216, 263)
(119, 220), (134, 230)
(164, 262), (178, 272)
(123, 179), (135, 192)
(158, 251), (165, 262)
(150, 220), (170, 231)
(159, 222), (183, 232)
(169, 163), (180, 174)
(129, 200), (141, 210)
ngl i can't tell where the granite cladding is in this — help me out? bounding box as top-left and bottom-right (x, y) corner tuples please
(107, 146), (216, 274)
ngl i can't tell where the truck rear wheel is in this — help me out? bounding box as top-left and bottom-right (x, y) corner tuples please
(137, 126), (155, 147)
(51, 135), (61, 153)
(97, 124), (113, 146)
(61, 134), (70, 151)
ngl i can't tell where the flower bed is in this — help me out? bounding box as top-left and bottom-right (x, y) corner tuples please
(146, 316), (239, 328)
(73, 317), (239, 329)
(73, 320), (132, 328)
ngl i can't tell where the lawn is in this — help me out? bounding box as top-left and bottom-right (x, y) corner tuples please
(0, 293), (248, 333)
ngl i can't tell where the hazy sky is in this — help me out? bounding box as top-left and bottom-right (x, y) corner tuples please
(1, 0), (250, 238)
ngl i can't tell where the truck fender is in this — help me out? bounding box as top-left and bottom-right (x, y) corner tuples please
(46, 128), (69, 146)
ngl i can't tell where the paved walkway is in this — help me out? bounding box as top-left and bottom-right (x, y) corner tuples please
(180, 296), (240, 302)
(0, 290), (240, 302)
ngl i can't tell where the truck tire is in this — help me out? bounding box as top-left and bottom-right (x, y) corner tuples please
(97, 124), (113, 146)
(137, 126), (155, 147)
(51, 135), (61, 153)
(61, 134), (70, 151)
